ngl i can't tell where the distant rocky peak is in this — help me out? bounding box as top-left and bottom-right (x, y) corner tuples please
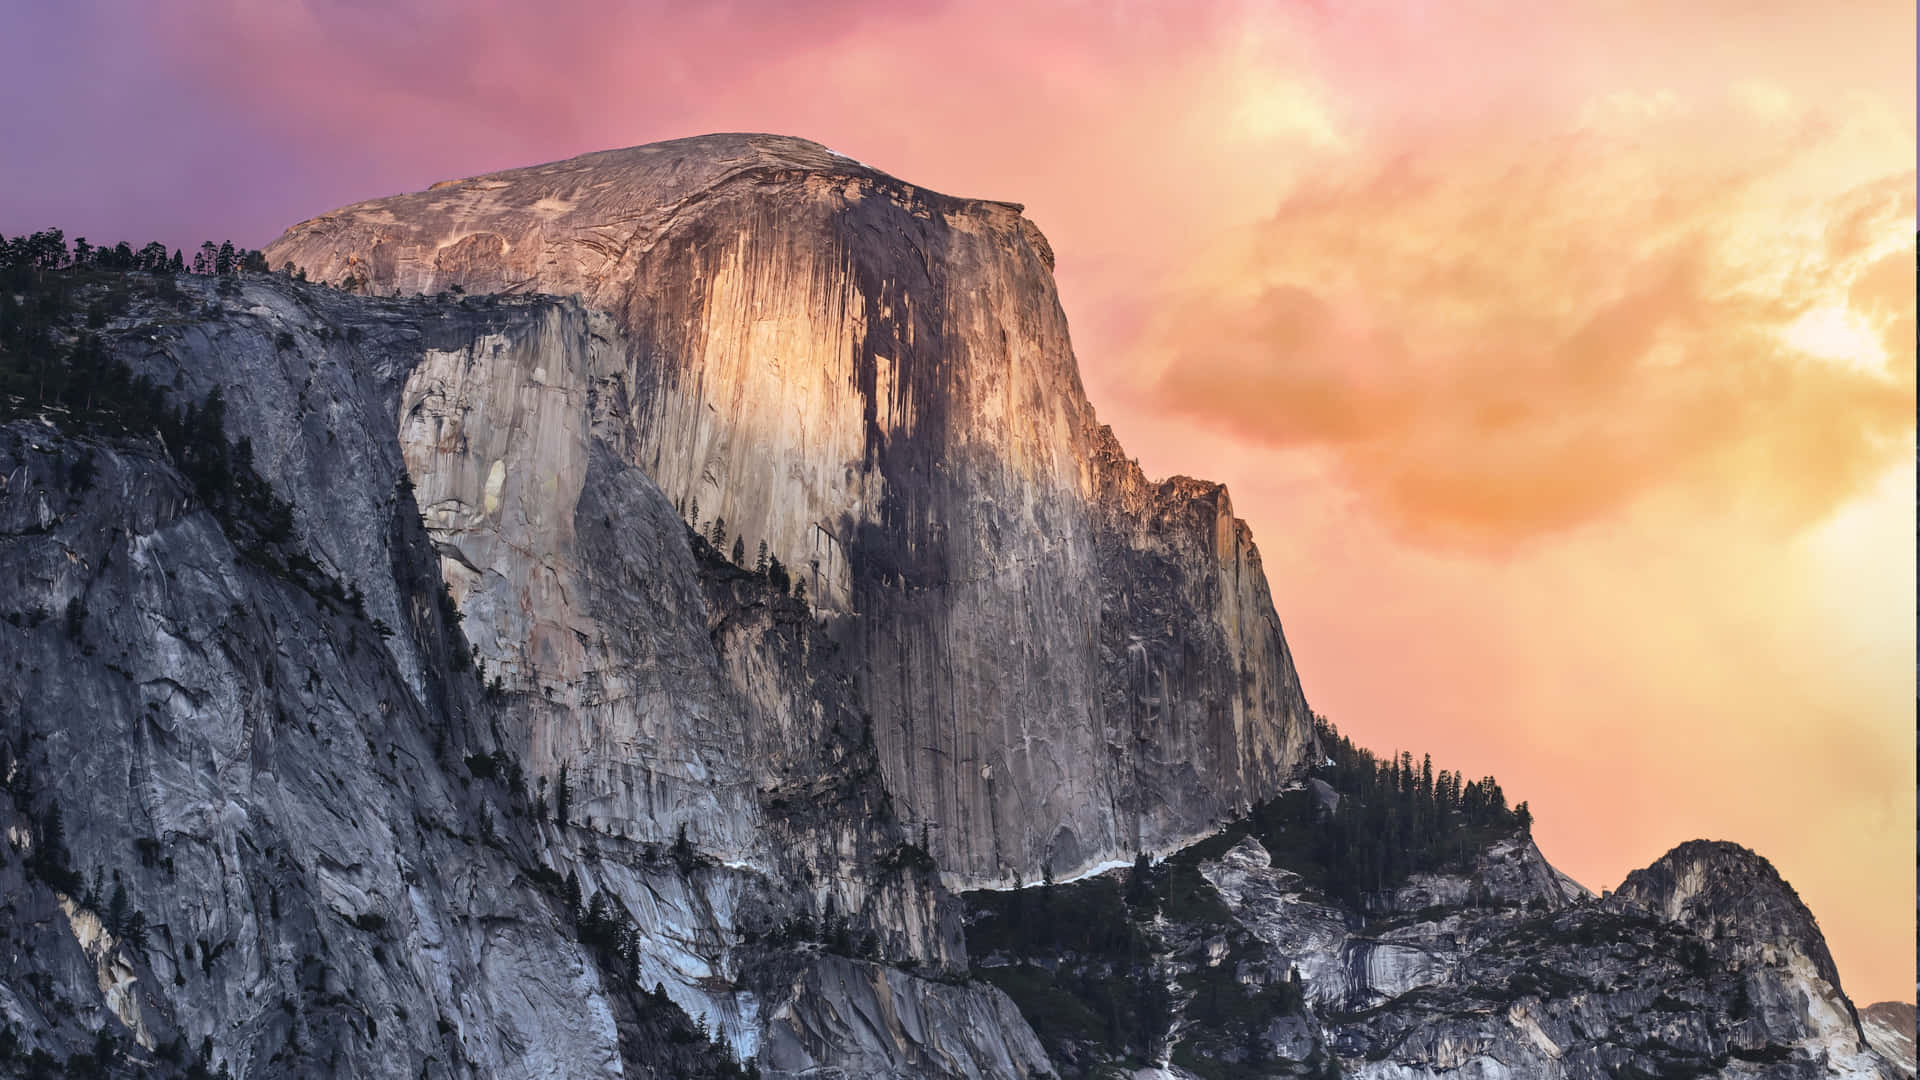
(1616, 840), (1819, 937)
(1862, 1002), (1918, 1077)
(1614, 839), (1856, 1014)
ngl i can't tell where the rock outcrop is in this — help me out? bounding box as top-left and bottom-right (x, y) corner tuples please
(965, 815), (1903, 1079)
(0, 274), (1045, 1077)
(1609, 840), (1878, 1071)
(1861, 1003), (1916, 1078)
(263, 133), (1318, 886)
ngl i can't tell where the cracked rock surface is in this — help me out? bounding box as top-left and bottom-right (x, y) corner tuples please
(265, 133), (1318, 888)
(0, 275), (1045, 1078)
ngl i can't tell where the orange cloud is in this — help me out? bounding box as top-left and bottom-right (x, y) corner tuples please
(1153, 96), (1915, 550)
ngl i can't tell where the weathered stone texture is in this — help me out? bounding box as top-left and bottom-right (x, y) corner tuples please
(265, 132), (1318, 887)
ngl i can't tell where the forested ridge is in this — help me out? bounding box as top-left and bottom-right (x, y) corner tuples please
(962, 715), (1532, 1078)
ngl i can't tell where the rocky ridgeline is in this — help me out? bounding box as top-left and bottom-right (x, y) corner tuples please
(0, 136), (1907, 1078)
(963, 824), (1905, 1079)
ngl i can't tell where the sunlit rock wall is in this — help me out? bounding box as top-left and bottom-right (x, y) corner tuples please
(267, 132), (1318, 886)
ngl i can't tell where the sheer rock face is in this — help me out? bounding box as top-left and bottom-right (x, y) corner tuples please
(0, 290), (628, 1078)
(0, 276), (1043, 1078)
(264, 132), (1317, 887)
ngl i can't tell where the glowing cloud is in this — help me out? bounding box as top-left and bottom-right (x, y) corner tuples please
(1152, 91), (1915, 549)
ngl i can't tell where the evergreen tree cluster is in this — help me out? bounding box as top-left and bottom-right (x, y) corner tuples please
(678, 499), (801, 600)
(0, 233), (374, 602)
(4, 737), (152, 956)
(758, 905), (882, 961)
(965, 876), (1169, 1071)
(1247, 715), (1529, 911)
(165, 385), (299, 555)
(6, 748), (83, 897)
(3, 228), (282, 404)
(3, 228), (267, 279)
(963, 715), (1530, 1075)
(572, 883), (643, 978)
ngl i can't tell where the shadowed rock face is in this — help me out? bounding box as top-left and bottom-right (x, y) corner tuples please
(1309, 841), (1902, 1079)
(1608, 841), (1883, 1070)
(0, 275), (1049, 1078)
(965, 827), (1901, 1080)
(264, 132), (1317, 887)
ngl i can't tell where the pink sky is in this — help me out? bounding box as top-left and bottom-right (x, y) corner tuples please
(3, 0), (1913, 1004)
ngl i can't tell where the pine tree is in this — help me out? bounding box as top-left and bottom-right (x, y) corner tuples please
(731, 535), (746, 565)
(30, 799), (81, 894)
(1126, 851), (1154, 909)
(122, 910), (149, 951)
(621, 925), (641, 986)
(583, 892), (611, 947)
(672, 822), (696, 873)
(709, 516), (726, 549)
(108, 880), (130, 935)
(792, 578), (807, 604)
(755, 540), (768, 574)
(554, 763), (571, 829)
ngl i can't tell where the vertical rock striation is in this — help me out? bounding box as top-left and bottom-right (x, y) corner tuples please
(264, 132), (1318, 887)
(0, 275), (1046, 1077)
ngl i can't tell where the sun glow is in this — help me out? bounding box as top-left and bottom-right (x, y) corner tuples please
(1780, 302), (1890, 373)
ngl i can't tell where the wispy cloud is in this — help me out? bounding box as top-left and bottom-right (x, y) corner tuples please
(1153, 92), (1914, 549)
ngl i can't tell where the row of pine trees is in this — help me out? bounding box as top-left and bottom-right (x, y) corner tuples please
(1248, 714), (1530, 910)
(4, 228), (270, 278)
(680, 498), (809, 602)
